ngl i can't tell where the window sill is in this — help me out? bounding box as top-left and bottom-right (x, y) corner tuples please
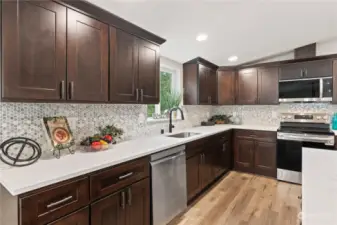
(147, 117), (183, 124)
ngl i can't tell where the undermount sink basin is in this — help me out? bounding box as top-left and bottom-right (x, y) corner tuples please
(167, 132), (200, 138)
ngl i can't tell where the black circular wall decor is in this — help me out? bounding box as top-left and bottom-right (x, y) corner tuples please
(0, 137), (42, 167)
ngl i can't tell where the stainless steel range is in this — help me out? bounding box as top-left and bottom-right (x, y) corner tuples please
(277, 113), (335, 184)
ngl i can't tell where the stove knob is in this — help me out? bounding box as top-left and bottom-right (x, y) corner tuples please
(287, 115), (292, 119)
(316, 116), (322, 120)
(323, 115), (329, 120)
(282, 115), (286, 119)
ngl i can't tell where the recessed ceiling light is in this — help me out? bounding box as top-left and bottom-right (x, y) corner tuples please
(196, 33), (208, 42)
(228, 55), (238, 62)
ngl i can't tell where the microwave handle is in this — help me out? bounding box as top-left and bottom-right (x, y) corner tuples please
(319, 79), (323, 98)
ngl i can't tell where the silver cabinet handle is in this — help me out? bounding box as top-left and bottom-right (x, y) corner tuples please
(300, 69), (304, 77)
(46, 196), (73, 209)
(121, 191), (126, 209)
(136, 88), (139, 102)
(60, 80), (65, 99)
(118, 172), (134, 180)
(140, 89), (144, 102)
(69, 82), (74, 100)
(127, 187), (132, 206)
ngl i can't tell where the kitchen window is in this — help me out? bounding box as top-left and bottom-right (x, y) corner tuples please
(147, 67), (182, 120)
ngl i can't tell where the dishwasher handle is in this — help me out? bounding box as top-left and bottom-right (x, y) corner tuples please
(150, 151), (185, 166)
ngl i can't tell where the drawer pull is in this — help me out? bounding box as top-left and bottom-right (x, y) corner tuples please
(118, 172), (134, 180)
(46, 196), (73, 209)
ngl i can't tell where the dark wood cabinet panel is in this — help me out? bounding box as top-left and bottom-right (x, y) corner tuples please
(67, 9), (109, 102)
(209, 69), (217, 104)
(110, 28), (138, 103)
(48, 207), (89, 225)
(200, 146), (216, 189)
(258, 67), (279, 105)
(280, 63), (304, 80)
(125, 179), (150, 225)
(91, 191), (125, 225)
(236, 68), (258, 105)
(198, 64), (209, 104)
(302, 60), (333, 78)
(183, 64), (198, 105)
(186, 155), (200, 201)
(234, 138), (255, 173)
(254, 141), (276, 178)
(217, 70), (236, 105)
(2, 0), (67, 100)
(138, 39), (160, 104)
(20, 177), (89, 225)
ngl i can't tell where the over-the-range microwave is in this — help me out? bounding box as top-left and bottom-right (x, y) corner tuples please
(279, 77), (333, 103)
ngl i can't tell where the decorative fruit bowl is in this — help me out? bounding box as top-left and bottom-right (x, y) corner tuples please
(80, 124), (124, 152)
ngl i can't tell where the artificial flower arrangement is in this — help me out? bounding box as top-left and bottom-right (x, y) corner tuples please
(80, 124), (124, 151)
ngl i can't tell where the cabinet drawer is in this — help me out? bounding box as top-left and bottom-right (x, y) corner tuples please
(90, 157), (149, 200)
(234, 129), (276, 143)
(186, 138), (206, 158)
(20, 177), (89, 225)
(47, 207), (89, 225)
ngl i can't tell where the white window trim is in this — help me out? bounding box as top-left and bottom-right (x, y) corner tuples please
(147, 65), (183, 121)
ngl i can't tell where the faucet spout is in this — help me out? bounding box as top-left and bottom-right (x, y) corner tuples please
(168, 107), (185, 133)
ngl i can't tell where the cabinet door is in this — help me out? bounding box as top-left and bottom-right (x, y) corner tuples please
(91, 191), (125, 225)
(280, 63), (303, 80)
(208, 69), (217, 104)
(198, 64), (209, 104)
(254, 141), (276, 178)
(303, 60), (333, 78)
(2, 0), (66, 100)
(258, 67), (279, 105)
(234, 138), (255, 173)
(126, 179), (150, 225)
(138, 39), (160, 104)
(217, 70), (236, 105)
(48, 208), (89, 225)
(200, 147), (216, 189)
(110, 29), (139, 103)
(186, 155), (201, 201)
(237, 68), (258, 104)
(67, 9), (109, 102)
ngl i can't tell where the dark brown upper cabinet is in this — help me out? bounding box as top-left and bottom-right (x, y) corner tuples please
(67, 9), (109, 102)
(236, 68), (258, 105)
(217, 69), (236, 105)
(110, 29), (138, 103)
(2, 0), (67, 101)
(280, 59), (333, 80)
(137, 39), (160, 104)
(183, 58), (218, 105)
(257, 67), (279, 105)
(110, 29), (160, 104)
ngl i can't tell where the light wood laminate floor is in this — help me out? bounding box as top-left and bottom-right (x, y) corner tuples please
(171, 171), (301, 225)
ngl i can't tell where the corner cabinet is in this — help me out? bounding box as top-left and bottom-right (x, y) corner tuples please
(1, 0), (162, 104)
(183, 58), (218, 105)
(110, 29), (160, 104)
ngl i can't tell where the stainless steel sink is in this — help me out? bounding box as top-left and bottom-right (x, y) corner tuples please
(167, 132), (200, 138)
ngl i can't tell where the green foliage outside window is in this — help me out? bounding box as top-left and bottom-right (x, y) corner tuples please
(147, 71), (172, 117)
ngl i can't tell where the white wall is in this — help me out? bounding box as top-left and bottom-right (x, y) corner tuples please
(252, 37), (337, 64)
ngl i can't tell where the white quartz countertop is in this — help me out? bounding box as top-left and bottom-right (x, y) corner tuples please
(0, 124), (278, 196)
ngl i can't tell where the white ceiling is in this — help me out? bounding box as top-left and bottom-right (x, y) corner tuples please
(88, 0), (337, 66)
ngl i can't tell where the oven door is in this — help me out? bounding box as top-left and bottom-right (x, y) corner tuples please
(279, 78), (320, 102)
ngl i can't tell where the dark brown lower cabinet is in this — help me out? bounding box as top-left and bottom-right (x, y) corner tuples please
(48, 208), (89, 225)
(186, 131), (232, 202)
(254, 141), (277, 177)
(234, 130), (276, 178)
(186, 154), (201, 201)
(91, 178), (150, 225)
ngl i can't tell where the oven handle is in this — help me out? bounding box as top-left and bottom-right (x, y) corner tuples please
(277, 134), (334, 146)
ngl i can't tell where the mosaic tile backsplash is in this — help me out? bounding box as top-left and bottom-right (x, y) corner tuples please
(212, 103), (334, 126)
(0, 103), (212, 156)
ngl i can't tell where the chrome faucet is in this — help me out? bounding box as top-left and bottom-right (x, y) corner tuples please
(169, 107), (185, 133)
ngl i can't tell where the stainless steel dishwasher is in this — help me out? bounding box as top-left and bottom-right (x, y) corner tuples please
(150, 145), (187, 225)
